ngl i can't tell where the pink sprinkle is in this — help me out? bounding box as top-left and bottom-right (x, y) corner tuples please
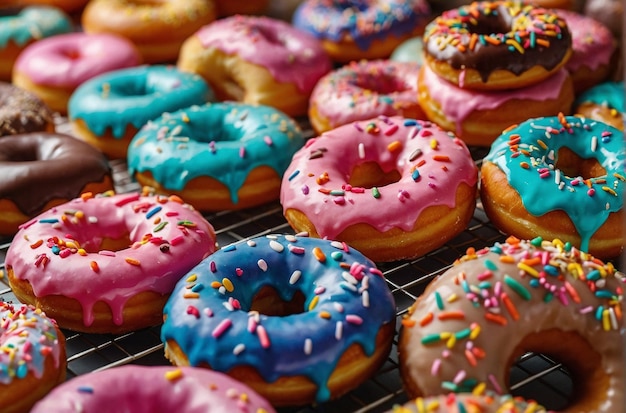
(346, 314), (363, 325)
(539, 171), (550, 179)
(571, 179), (580, 186)
(19, 219), (37, 230)
(587, 188), (595, 196)
(601, 131), (612, 137)
(186, 305), (200, 318)
(369, 268), (383, 277)
(453, 370), (466, 384)
(114, 194), (140, 207)
(428, 182), (437, 189)
(235, 268), (243, 276)
(59, 249), (72, 258)
(204, 308), (213, 317)
(165, 212), (179, 217)
(334, 196), (346, 205)
(350, 262), (365, 277)
(351, 187), (365, 193)
(212, 319), (232, 338)
(239, 147), (245, 158)
(431, 359), (441, 375)
(579, 305), (594, 314)
(288, 245), (305, 254)
(477, 271), (492, 281)
(248, 316), (257, 333)
(229, 297), (241, 310)
(99, 250), (116, 257)
(264, 135), (273, 146)
(257, 325), (270, 348)
(210, 261), (217, 272)
(170, 235), (184, 246)
(314, 286), (326, 294)
(488, 374), (502, 394)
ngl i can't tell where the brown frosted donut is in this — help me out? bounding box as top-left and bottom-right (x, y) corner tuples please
(0, 82), (54, 137)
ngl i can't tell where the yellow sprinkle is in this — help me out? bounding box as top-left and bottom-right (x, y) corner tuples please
(308, 295), (320, 311)
(602, 309), (611, 331)
(470, 324), (481, 340)
(186, 274), (198, 283)
(505, 38), (524, 54)
(517, 262), (539, 277)
(165, 369), (183, 381)
(430, 139), (438, 149)
(536, 139), (548, 149)
(222, 278), (234, 292)
(602, 186), (618, 196)
(446, 334), (456, 348)
(446, 293), (458, 303)
(125, 257), (141, 266)
(77, 248), (87, 256)
(472, 382), (487, 396)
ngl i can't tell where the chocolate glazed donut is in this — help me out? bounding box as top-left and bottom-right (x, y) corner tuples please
(0, 82), (54, 137)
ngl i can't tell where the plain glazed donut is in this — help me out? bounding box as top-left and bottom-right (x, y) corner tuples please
(481, 114), (624, 259)
(81, 0), (216, 64)
(417, 64), (575, 146)
(0, 132), (114, 236)
(32, 365), (276, 413)
(128, 102), (305, 212)
(161, 234), (396, 406)
(399, 237), (625, 412)
(0, 302), (66, 413)
(574, 81), (624, 130)
(13, 32), (142, 115)
(423, 1), (573, 90)
(0, 82), (54, 137)
(308, 59), (425, 135)
(5, 190), (217, 334)
(280, 116), (478, 262)
(68, 65), (212, 159)
(293, 0), (432, 63)
(177, 15), (332, 118)
(388, 393), (547, 413)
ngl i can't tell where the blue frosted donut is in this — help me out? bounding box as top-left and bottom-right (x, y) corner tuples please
(575, 81), (624, 130)
(0, 6), (73, 80)
(127, 102), (305, 211)
(161, 234), (396, 406)
(68, 65), (212, 159)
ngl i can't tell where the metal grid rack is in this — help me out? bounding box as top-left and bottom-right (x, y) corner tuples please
(0, 143), (575, 412)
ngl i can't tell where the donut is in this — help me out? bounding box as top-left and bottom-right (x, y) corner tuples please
(423, 1), (573, 90)
(128, 102), (305, 212)
(81, 0), (217, 64)
(13, 32), (142, 115)
(388, 393), (547, 413)
(32, 365), (276, 413)
(0, 302), (66, 413)
(177, 15), (332, 118)
(555, 9), (617, 94)
(5, 190), (217, 334)
(398, 237), (625, 411)
(68, 65), (212, 159)
(0, 82), (54, 137)
(390, 36), (425, 64)
(480, 114), (624, 259)
(584, 0), (623, 40)
(308, 59), (426, 135)
(293, 0), (432, 63)
(214, 0), (269, 16)
(0, 132), (114, 236)
(574, 81), (624, 130)
(417, 64), (575, 146)
(5, 0), (89, 14)
(0, 5), (72, 81)
(161, 234), (397, 406)
(280, 116), (479, 262)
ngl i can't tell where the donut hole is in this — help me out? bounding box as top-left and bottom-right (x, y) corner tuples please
(249, 285), (306, 316)
(555, 147), (607, 178)
(61, 48), (82, 60)
(349, 162), (401, 189)
(468, 14), (510, 35)
(354, 73), (412, 95)
(78, 234), (132, 254)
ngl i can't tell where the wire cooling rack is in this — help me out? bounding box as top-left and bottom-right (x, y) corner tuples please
(0, 137), (579, 412)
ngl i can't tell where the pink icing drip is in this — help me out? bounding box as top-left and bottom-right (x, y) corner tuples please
(5, 194), (216, 328)
(14, 32), (141, 88)
(280, 116), (478, 239)
(195, 15), (332, 94)
(422, 65), (569, 135)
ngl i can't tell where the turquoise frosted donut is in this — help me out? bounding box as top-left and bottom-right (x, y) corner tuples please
(161, 234), (397, 406)
(0, 6), (72, 80)
(575, 81), (624, 130)
(481, 114), (625, 258)
(127, 102), (305, 211)
(68, 65), (212, 159)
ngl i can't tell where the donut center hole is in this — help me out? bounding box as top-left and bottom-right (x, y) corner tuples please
(555, 147), (606, 179)
(355, 74), (411, 94)
(62, 49), (82, 60)
(249, 285), (306, 316)
(349, 162), (401, 189)
(78, 235), (132, 254)
(468, 14), (510, 35)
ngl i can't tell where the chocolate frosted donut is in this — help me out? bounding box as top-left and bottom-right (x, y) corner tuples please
(0, 82), (54, 137)
(0, 132), (114, 235)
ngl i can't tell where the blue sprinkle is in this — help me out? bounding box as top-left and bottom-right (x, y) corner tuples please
(78, 386), (94, 394)
(543, 265), (559, 276)
(146, 206), (162, 219)
(595, 290), (614, 299)
(403, 119), (418, 126)
(16, 363), (27, 379)
(288, 170), (300, 181)
(595, 305), (604, 320)
(586, 270), (601, 281)
(39, 218), (59, 224)
(191, 283), (204, 293)
(51, 245), (61, 255)
(411, 169), (420, 181)
(529, 279), (540, 288)
(222, 245), (236, 252)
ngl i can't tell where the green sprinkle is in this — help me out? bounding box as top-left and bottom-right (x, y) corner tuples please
(434, 291), (444, 310)
(543, 292), (554, 303)
(484, 259), (498, 271)
(530, 236), (543, 247)
(153, 221), (168, 232)
(595, 290), (615, 299)
(372, 187), (380, 199)
(504, 275), (532, 301)
(421, 333), (443, 345)
(564, 242), (572, 251)
(441, 382), (458, 392)
(455, 328), (471, 340)
(478, 281), (492, 290)
(331, 251), (343, 261)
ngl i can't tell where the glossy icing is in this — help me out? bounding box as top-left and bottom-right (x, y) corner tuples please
(483, 115), (624, 253)
(421, 64), (570, 135)
(5, 192), (216, 328)
(292, 0), (431, 51)
(0, 6), (72, 49)
(68, 65), (212, 138)
(32, 365), (275, 413)
(128, 102), (305, 205)
(310, 60), (421, 130)
(161, 234), (396, 403)
(389, 392), (547, 413)
(423, 1), (572, 82)
(14, 32), (141, 88)
(0, 82), (53, 137)
(280, 116), (478, 240)
(399, 238), (625, 411)
(0, 302), (63, 385)
(194, 15), (332, 94)
(575, 81), (625, 112)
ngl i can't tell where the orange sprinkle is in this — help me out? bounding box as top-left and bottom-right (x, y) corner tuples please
(502, 124), (519, 133)
(210, 281), (222, 289)
(402, 318), (417, 327)
(499, 255), (515, 264)
(469, 33), (478, 51)
(465, 349), (478, 366)
(319, 311), (332, 319)
(485, 312), (507, 326)
(520, 162), (530, 169)
(90, 261), (99, 273)
(536, 38), (550, 48)
(521, 257), (541, 267)
(419, 312), (434, 327)
(183, 292), (200, 299)
(125, 257), (141, 266)
(614, 304), (622, 321)
(505, 236), (521, 245)
(564, 281), (581, 304)
(81, 192), (94, 201)
(416, 159), (426, 167)
(313, 247), (326, 263)
(387, 140), (402, 152)
(483, 35), (501, 45)
(501, 293), (519, 321)
(30, 239), (43, 249)
(432, 155), (451, 162)
(168, 194), (183, 204)
(438, 310), (465, 321)
(472, 346), (486, 359)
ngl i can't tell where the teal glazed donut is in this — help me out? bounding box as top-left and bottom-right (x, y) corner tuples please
(481, 114), (625, 258)
(161, 234), (397, 406)
(68, 65), (212, 159)
(128, 102), (305, 211)
(575, 81), (624, 130)
(0, 6), (73, 80)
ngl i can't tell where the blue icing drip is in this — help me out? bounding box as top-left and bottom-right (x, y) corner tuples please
(485, 115), (625, 252)
(68, 65), (213, 138)
(0, 6), (73, 48)
(575, 81), (624, 113)
(127, 102), (305, 204)
(161, 235), (396, 402)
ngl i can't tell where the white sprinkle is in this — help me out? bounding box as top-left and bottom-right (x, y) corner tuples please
(223, 301), (234, 311)
(247, 240), (256, 247)
(88, 216), (98, 224)
(269, 240), (284, 253)
(358, 142), (365, 159)
(304, 338), (312, 355)
(558, 181), (565, 190)
(554, 169), (561, 185)
(361, 275), (369, 290)
(335, 321), (343, 340)
(610, 308), (618, 330)
(330, 241), (344, 250)
(334, 302), (344, 313)
(289, 270), (302, 285)
(266, 234), (278, 240)
(362, 290), (370, 308)
(257, 259), (268, 272)
(342, 271), (358, 285)
(285, 234), (297, 242)
(233, 344), (245, 355)
(219, 286), (226, 295)
(591, 136), (598, 152)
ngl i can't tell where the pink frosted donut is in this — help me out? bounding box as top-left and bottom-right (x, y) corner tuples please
(31, 365), (276, 413)
(281, 116), (479, 262)
(5, 191), (217, 334)
(309, 59), (426, 134)
(13, 32), (142, 114)
(556, 9), (616, 93)
(177, 15), (333, 117)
